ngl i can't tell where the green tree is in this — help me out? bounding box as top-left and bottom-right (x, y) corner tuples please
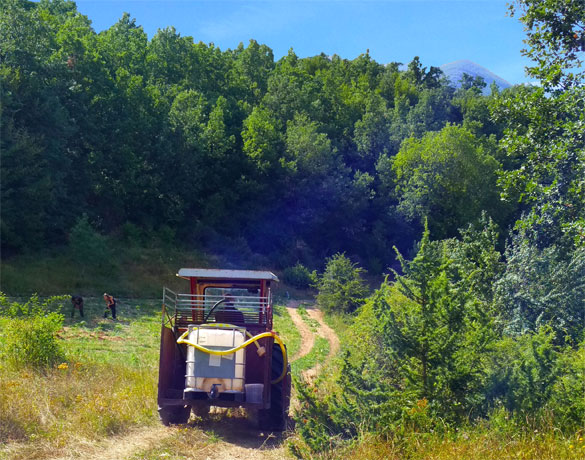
(385, 225), (496, 417)
(315, 253), (369, 314)
(242, 105), (284, 177)
(494, 232), (585, 342)
(510, 0), (585, 90)
(69, 214), (110, 270)
(392, 124), (503, 238)
(496, 0), (585, 248)
(284, 113), (336, 176)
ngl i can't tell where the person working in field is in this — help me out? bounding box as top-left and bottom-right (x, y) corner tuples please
(71, 295), (84, 318)
(103, 293), (117, 320)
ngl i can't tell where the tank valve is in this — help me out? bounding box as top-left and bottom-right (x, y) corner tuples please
(209, 383), (221, 399)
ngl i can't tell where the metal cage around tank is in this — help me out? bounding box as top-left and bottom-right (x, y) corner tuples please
(161, 287), (273, 330)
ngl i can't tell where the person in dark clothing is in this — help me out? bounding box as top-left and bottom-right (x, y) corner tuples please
(103, 293), (117, 320)
(215, 295), (245, 324)
(71, 295), (84, 318)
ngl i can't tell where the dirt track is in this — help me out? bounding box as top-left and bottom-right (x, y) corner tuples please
(285, 301), (314, 361)
(47, 426), (172, 460)
(302, 307), (340, 382)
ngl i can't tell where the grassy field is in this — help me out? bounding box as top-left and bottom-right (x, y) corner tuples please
(2, 291), (577, 459)
(0, 296), (304, 460)
(0, 297), (162, 460)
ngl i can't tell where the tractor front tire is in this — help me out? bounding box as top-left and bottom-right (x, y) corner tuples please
(158, 405), (191, 425)
(259, 343), (291, 431)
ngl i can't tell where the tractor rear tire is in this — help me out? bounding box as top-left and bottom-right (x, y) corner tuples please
(258, 343), (290, 431)
(158, 405), (191, 425)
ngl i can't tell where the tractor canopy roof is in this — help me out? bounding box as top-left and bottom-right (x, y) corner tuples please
(177, 268), (279, 282)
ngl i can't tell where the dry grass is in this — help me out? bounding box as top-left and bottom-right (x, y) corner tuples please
(300, 429), (585, 460)
(0, 362), (157, 459)
(129, 409), (290, 460)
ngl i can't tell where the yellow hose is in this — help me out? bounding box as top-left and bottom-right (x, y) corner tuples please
(188, 323), (264, 353)
(176, 328), (288, 384)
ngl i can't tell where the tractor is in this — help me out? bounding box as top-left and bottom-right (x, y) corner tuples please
(157, 268), (291, 430)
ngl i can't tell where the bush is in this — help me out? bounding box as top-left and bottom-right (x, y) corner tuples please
(282, 263), (315, 288)
(69, 214), (110, 269)
(314, 253), (368, 314)
(0, 294), (66, 370)
(494, 236), (585, 343)
(549, 342), (585, 429)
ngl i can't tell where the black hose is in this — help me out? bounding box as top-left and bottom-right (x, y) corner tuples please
(203, 298), (227, 323)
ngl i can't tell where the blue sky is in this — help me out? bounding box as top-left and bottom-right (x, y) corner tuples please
(74, 0), (533, 84)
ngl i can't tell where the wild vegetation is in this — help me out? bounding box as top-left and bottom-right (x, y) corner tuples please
(1, 0), (584, 458)
(288, 0), (585, 456)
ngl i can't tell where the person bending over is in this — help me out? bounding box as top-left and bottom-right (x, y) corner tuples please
(103, 293), (117, 320)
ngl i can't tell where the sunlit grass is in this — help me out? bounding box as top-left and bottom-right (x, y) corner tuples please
(273, 304), (301, 360)
(296, 306), (320, 332)
(291, 337), (329, 376)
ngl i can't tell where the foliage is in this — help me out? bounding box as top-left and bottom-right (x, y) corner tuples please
(392, 125), (503, 239)
(314, 253), (369, 314)
(69, 214), (111, 269)
(0, 0), (517, 269)
(493, 85), (585, 249)
(548, 341), (585, 428)
(294, 213), (582, 454)
(496, 1), (585, 250)
(510, 0), (585, 90)
(0, 294), (66, 370)
(386, 229), (494, 420)
(282, 263), (315, 289)
(494, 234), (585, 342)
(482, 330), (584, 428)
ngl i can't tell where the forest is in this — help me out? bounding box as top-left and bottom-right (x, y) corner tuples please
(1, 0), (537, 269)
(1, 0), (584, 457)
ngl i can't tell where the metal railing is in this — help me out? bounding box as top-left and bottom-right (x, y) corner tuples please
(162, 287), (271, 329)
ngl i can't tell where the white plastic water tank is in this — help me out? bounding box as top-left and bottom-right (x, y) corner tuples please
(184, 326), (245, 393)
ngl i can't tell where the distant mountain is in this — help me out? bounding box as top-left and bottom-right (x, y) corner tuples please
(440, 60), (511, 93)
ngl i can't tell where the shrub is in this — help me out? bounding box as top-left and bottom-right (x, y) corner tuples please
(494, 236), (585, 343)
(549, 342), (585, 429)
(282, 263), (315, 288)
(0, 294), (66, 370)
(314, 253), (368, 314)
(69, 214), (110, 269)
